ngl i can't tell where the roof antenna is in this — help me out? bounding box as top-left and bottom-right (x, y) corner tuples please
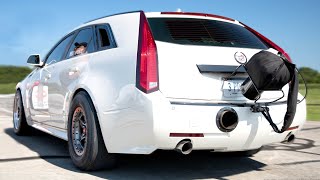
(176, 8), (182, 12)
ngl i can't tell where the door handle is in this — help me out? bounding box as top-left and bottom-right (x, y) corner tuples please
(70, 67), (79, 72)
(45, 73), (51, 80)
(69, 67), (79, 76)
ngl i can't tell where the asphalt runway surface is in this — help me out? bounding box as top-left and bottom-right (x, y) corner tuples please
(0, 95), (320, 179)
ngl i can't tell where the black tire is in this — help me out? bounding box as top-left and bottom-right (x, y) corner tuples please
(68, 91), (116, 171)
(13, 90), (31, 135)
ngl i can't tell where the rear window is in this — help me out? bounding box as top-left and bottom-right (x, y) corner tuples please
(148, 18), (268, 49)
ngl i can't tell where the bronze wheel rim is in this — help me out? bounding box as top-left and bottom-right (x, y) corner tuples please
(13, 95), (20, 130)
(71, 106), (87, 156)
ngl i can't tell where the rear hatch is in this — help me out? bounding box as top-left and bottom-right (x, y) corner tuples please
(147, 15), (286, 102)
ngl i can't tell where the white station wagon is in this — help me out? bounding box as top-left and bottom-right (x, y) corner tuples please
(13, 11), (306, 170)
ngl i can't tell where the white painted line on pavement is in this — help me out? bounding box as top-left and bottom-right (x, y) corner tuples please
(0, 116), (10, 118)
(0, 108), (12, 114)
(0, 94), (14, 98)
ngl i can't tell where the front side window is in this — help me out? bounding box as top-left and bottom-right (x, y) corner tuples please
(46, 34), (74, 65)
(67, 28), (94, 58)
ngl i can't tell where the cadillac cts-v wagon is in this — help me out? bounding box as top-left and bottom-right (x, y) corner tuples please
(13, 11), (306, 170)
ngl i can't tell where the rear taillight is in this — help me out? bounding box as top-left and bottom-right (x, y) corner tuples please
(241, 22), (292, 62)
(136, 12), (159, 93)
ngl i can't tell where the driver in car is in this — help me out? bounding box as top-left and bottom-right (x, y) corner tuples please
(73, 42), (87, 56)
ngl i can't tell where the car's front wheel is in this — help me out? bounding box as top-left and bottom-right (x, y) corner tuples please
(13, 90), (31, 135)
(68, 91), (116, 170)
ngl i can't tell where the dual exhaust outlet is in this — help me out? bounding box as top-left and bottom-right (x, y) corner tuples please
(282, 133), (295, 144)
(216, 107), (239, 132)
(175, 140), (193, 155)
(174, 107), (296, 155)
(215, 107), (297, 144)
(174, 107), (239, 155)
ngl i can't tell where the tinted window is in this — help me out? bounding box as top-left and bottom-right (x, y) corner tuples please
(96, 25), (116, 50)
(67, 28), (94, 58)
(148, 18), (268, 49)
(46, 34), (73, 64)
(97, 26), (110, 47)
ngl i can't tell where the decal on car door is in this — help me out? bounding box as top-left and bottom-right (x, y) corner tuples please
(31, 83), (49, 110)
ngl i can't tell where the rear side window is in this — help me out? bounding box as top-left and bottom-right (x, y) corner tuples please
(148, 18), (268, 49)
(95, 25), (116, 50)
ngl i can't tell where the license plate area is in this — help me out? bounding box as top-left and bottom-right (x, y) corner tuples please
(222, 77), (246, 98)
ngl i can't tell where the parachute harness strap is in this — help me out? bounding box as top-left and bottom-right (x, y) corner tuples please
(251, 104), (283, 133)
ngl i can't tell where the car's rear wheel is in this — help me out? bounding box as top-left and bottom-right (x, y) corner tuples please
(68, 91), (116, 170)
(13, 90), (31, 135)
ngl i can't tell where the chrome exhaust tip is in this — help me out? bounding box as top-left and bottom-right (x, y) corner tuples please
(175, 140), (193, 155)
(216, 107), (239, 132)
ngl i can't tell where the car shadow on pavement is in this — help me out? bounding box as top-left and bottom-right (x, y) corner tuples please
(3, 127), (270, 179)
(3, 128), (70, 160)
(3, 127), (267, 179)
(264, 137), (320, 156)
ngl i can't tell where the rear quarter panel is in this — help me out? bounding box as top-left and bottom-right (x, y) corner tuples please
(83, 12), (140, 113)
(70, 12), (146, 152)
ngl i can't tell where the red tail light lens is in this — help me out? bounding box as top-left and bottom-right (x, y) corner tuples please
(136, 12), (159, 93)
(241, 22), (292, 62)
(169, 133), (204, 137)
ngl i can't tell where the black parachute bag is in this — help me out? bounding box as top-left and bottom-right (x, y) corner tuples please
(241, 51), (298, 133)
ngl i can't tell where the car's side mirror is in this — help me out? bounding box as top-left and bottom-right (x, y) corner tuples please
(27, 54), (43, 66)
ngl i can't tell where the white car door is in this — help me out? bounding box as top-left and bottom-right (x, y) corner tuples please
(26, 68), (50, 123)
(39, 33), (75, 129)
(45, 27), (96, 129)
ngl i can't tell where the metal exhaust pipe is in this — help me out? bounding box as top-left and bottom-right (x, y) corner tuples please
(216, 107), (239, 132)
(282, 134), (295, 144)
(175, 140), (193, 155)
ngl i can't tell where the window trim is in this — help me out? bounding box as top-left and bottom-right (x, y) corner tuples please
(43, 32), (76, 66)
(64, 26), (97, 60)
(43, 23), (116, 66)
(94, 23), (117, 51)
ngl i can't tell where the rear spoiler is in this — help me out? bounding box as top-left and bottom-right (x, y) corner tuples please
(197, 65), (246, 73)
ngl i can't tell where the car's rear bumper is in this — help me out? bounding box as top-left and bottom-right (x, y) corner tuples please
(100, 91), (306, 154)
